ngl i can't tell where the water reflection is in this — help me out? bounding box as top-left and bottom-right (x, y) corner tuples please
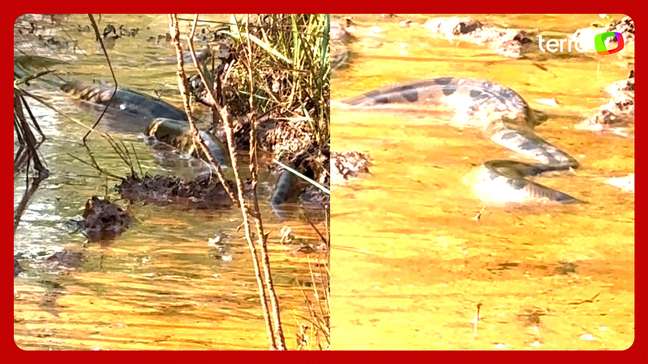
(331, 14), (633, 350)
(14, 14), (327, 350)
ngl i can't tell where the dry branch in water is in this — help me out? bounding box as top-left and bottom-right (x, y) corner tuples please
(169, 14), (286, 350)
(169, 15), (238, 206)
(83, 14), (118, 144)
(13, 91), (49, 230)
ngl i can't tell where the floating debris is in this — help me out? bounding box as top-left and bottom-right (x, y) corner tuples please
(207, 233), (224, 247)
(260, 118), (315, 162)
(279, 226), (295, 244)
(117, 174), (235, 210)
(579, 333), (596, 341)
(472, 206), (486, 222)
(605, 174), (634, 193)
(207, 233), (233, 263)
(45, 250), (84, 269)
(399, 19), (413, 28)
(555, 261), (578, 275)
(425, 16), (533, 58)
(576, 71), (634, 136)
(82, 196), (132, 241)
(331, 151), (371, 184)
(570, 16), (634, 54)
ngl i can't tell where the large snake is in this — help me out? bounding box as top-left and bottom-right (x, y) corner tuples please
(342, 77), (582, 204)
(58, 80), (304, 209)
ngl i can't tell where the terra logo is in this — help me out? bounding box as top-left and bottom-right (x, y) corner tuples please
(594, 31), (625, 55)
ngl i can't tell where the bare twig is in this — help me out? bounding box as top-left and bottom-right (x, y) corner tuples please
(83, 14), (118, 144)
(14, 69), (55, 87)
(67, 153), (122, 180)
(13, 92), (49, 229)
(304, 212), (328, 247)
(177, 14), (238, 205)
(170, 14), (282, 349)
(19, 94), (46, 142)
(14, 93), (48, 175)
(17, 88), (109, 136)
(14, 168), (46, 230)
(296, 259), (330, 349)
(244, 16), (287, 347)
(568, 292), (601, 305)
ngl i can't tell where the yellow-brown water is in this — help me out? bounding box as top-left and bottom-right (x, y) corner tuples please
(331, 14), (634, 349)
(14, 14), (328, 350)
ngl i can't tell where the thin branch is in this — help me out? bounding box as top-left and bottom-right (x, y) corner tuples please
(181, 14), (238, 205)
(171, 14), (280, 349)
(17, 88), (109, 136)
(14, 167), (46, 231)
(13, 92), (49, 229)
(245, 15), (287, 349)
(83, 14), (118, 144)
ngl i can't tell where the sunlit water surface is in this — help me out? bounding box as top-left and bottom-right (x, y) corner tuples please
(14, 14), (327, 350)
(330, 14), (634, 350)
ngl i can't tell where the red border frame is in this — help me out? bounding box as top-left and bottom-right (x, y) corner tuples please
(5, 0), (643, 361)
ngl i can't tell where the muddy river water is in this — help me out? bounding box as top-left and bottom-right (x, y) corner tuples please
(14, 13), (634, 350)
(330, 14), (634, 349)
(14, 14), (328, 350)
